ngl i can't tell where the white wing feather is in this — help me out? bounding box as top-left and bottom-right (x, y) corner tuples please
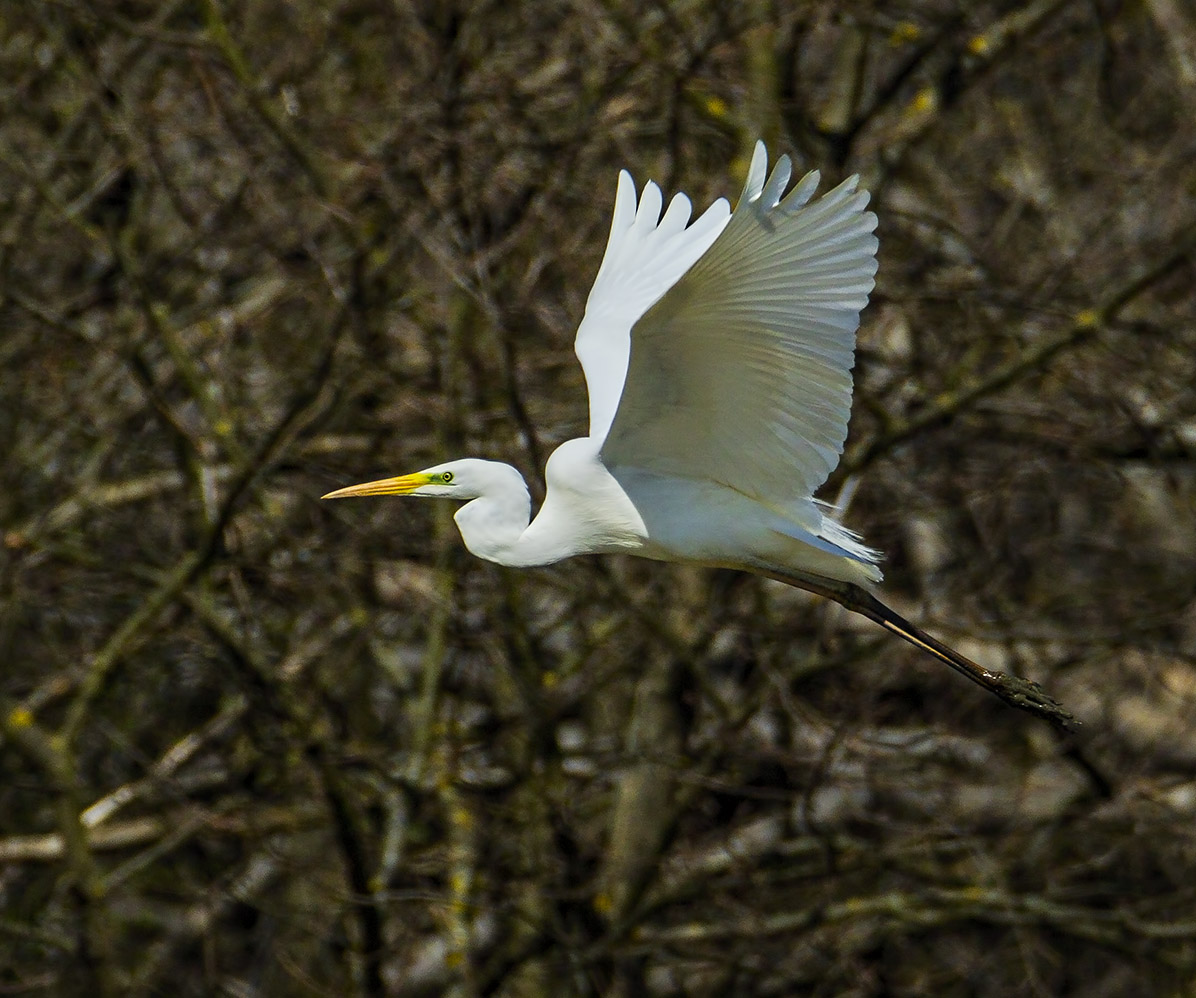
(575, 169), (731, 444)
(596, 141), (878, 505)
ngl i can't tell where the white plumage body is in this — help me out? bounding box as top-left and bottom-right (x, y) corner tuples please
(494, 437), (880, 589)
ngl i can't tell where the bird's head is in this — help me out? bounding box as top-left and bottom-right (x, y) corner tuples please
(321, 458), (520, 503)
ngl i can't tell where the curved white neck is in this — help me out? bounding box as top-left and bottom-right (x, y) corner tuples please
(454, 500), (525, 566)
(448, 444), (647, 568)
(452, 464), (566, 568)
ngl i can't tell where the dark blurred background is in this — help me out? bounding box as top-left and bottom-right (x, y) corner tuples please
(2, 2), (1195, 995)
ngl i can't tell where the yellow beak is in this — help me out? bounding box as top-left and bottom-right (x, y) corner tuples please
(321, 472), (430, 499)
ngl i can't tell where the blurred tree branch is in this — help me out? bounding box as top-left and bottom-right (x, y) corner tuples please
(844, 222), (1196, 475)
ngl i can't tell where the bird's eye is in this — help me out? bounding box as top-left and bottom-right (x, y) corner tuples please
(441, 471), (454, 484)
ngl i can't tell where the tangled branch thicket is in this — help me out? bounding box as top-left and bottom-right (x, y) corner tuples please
(2, 2), (1195, 996)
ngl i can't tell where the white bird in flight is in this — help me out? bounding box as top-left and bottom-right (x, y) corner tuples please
(325, 142), (1072, 729)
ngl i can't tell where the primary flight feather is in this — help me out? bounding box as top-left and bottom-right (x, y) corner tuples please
(325, 142), (1074, 730)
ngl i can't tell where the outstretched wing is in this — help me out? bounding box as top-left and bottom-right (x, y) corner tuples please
(574, 167), (731, 445)
(600, 141), (878, 504)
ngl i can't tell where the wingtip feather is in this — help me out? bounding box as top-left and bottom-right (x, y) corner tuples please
(636, 180), (664, 227)
(761, 155), (793, 209)
(609, 170), (638, 236)
(742, 140), (768, 202)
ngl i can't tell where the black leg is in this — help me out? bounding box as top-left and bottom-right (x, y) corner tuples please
(761, 568), (1078, 732)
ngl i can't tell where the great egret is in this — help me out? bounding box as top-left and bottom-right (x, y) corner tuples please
(325, 142), (1073, 730)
